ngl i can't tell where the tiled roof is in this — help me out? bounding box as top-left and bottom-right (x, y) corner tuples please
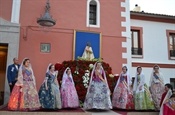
(130, 11), (175, 19)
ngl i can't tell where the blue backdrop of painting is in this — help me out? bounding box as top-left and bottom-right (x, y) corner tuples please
(74, 31), (101, 59)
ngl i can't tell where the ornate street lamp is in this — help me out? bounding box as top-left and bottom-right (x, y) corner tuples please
(37, 0), (56, 27)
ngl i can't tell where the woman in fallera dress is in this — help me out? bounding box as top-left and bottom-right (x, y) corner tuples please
(159, 84), (173, 115)
(161, 92), (175, 115)
(160, 84), (173, 107)
(61, 67), (79, 108)
(112, 66), (134, 109)
(84, 62), (112, 110)
(149, 65), (164, 110)
(8, 58), (41, 111)
(133, 66), (155, 110)
(38, 64), (62, 109)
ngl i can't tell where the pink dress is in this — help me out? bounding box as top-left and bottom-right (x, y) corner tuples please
(61, 76), (79, 108)
(112, 73), (134, 109)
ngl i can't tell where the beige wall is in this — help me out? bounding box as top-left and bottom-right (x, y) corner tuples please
(0, 18), (20, 104)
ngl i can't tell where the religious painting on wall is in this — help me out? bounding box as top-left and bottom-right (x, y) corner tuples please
(73, 30), (101, 60)
(40, 43), (51, 53)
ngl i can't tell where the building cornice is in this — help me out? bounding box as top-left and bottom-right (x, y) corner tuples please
(130, 11), (175, 24)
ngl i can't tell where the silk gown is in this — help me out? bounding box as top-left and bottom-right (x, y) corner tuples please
(8, 66), (41, 111)
(149, 72), (164, 110)
(61, 75), (79, 108)
(112, 73), (134, 109)
(163, 97), (175, 115)
(84, 70), (112, 110)
(133, 74), (155, 110)
(38, 72), (62, 109)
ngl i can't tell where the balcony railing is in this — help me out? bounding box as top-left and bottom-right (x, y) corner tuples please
(170, 50), (175, 57)
(132, 47), (142, 55)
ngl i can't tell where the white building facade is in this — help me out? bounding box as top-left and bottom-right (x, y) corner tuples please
(130, 11), (175, 87)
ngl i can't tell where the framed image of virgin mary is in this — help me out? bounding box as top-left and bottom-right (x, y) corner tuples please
(73, 30), (101, 60)
(40, 43), (51, 53)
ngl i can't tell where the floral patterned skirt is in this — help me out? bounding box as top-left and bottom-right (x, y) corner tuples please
(112, 82), (134, 109)
(150, 82), (164, 110)
(84, 81), (112, 110)
(134, 84), (155, 110)
(39, 82), (62, 109)
(8, 81), (41, 111)
(61, 83), (79, 108)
